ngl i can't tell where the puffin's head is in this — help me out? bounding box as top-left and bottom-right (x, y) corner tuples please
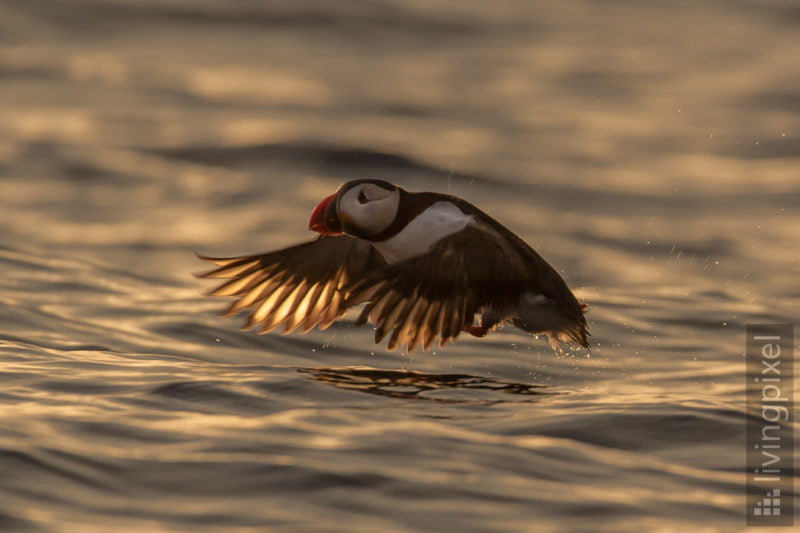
(309, 179), (400, 239)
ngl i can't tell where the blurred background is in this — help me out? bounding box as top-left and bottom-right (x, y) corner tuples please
(1, 1), (798, 531)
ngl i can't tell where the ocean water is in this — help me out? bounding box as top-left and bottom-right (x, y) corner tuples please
(1, 1), (799, 531)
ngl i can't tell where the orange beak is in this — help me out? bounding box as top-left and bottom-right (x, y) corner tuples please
(308, 193), (343, 235)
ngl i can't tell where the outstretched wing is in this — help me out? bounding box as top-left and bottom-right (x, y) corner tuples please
(197, 236), (383, 334)
(344, 224), (529, 352)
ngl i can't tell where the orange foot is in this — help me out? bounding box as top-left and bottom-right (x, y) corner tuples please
(468, 325), (488, 337)
(580, 303), (589, 313)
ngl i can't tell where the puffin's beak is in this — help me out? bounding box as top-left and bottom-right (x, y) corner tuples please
(308, 193), (343, 235)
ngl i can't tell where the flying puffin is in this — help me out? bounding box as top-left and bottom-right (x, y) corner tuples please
(197, 179), (589, 352)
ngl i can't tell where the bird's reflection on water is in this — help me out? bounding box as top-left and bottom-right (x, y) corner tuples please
(297, 366), (559, 403)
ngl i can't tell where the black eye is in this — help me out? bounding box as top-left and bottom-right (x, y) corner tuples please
(357, 190), (368, 204)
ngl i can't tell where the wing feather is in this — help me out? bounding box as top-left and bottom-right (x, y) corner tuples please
(261, 281), (306, 334)
(418, 300), (441, 350)
(197, 236), (382, 335)
(374, 290), (407, 344)
(356, 282), (391, 326)
(223, 279), (275, 316)
(298, 282), (327, 332)
(385, 294), (420, 351)
(285, 282), (318, 333)
(248, 283), (290, 328)
(209, 268), (267, 297)
(395, 297), (427, 352)
(404, 298), (432, 352)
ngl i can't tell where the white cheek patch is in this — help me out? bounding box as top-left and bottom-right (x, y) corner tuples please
(373, 201), (472, 264)
(340, 187), (398, 236)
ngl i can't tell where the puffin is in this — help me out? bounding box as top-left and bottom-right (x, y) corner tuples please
(197, 179), (589, 352)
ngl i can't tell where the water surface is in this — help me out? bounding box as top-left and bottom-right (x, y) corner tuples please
(1, 1), (799, 531)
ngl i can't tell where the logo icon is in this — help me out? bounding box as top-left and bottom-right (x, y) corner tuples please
(753, 489), (781, 517)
